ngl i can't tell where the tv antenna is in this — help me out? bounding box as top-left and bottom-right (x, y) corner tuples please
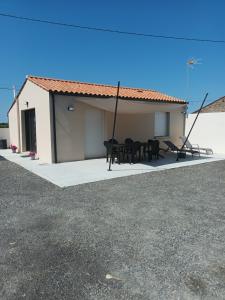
(186, 58), (202, 101)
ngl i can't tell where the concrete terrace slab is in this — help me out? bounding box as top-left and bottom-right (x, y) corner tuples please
(0, 149), (224, 187)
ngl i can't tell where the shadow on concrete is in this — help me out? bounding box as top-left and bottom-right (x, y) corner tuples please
(111, 153), (210, 172)
(140, 153), (209, 168)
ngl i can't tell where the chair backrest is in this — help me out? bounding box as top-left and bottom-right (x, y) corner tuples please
(147, 139), (153, 149)
(133, 141), (141, 152)
(108, 138), (118, 144)
(163, 140), (179, 151)
(180, 136), (192, 148)
(125, 138), (133, 144)
(104, 141), (117, 153)
(104, 141), (109, 150)
(151, 140), (159, 154)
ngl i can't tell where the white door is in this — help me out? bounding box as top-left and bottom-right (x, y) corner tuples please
(84, 108), (105, 158)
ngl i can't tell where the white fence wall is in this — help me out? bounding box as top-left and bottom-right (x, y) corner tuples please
(186, 112), (225, 154)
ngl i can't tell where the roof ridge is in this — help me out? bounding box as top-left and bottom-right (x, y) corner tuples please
(28, 75), (157, 92)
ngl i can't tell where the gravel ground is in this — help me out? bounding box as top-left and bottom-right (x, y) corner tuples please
(1, 156), (225, 300)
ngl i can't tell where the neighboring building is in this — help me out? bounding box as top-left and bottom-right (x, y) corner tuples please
(186, 96), (225, 154)
(8, 75), (187, 163)
(0, 125), (10, 148)
(194, 96), (225, 113)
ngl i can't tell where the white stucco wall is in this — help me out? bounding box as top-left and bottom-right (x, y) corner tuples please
(186, 112), (225, 154)
(54, 95), (109, 162)
(169, 109), (186, 147)
(8, 80), (54, 163)
(0, 128), (10, 146)
(54, 95), (87, 162)
(8, 103), (19, 148)
(105, 112), (155, 142)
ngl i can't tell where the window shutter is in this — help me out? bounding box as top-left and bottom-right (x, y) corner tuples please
(154, 112), (169, 137)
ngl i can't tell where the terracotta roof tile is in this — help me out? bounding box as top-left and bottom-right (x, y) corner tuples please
(28, 76), (186, 104)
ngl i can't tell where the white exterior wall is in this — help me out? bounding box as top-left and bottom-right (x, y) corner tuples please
(169, 109), (185, 147)
(186, 112), (225, 154)
(105, 112), (155, 142)
(55, 95), (88, 162)
(8, 80), (54, 163)
(8, 103), (19, 148)
(0, 128), (10, 146)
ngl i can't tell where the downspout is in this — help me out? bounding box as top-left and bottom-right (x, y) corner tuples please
(51, 93), (58, 163)
(16, 96), (21, 152)
(183, 104), (188, 137)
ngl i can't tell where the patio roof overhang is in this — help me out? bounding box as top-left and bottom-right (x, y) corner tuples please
(78, 97), (187, 114)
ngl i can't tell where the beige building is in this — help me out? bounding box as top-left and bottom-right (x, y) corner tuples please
(8, 76), (187, 163)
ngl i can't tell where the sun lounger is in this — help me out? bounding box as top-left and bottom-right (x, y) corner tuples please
(163, 140), (200, 158)
(180, 136), (213, 155)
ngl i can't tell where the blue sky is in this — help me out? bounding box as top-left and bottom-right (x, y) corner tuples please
(0, 0), (225, 121)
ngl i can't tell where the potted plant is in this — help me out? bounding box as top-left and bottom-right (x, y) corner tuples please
(11, 145), (17, 153)
(29, 151), (36, 160)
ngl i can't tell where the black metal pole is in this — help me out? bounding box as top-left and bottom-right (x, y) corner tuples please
(108, 81), (120, 171)
(176, 92), (208, 161)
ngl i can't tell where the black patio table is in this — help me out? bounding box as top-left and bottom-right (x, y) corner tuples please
(111, 142), (153, 163)
(140, 142), (152, 161)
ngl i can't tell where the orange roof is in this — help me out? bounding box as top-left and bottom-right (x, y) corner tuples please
(28, 76), (186, 104)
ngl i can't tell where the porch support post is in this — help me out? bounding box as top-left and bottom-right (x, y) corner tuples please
(108, 81), (120, 171)
(176, 92), (208, 161)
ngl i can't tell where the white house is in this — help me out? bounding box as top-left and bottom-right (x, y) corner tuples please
(8, 75), (187, 163)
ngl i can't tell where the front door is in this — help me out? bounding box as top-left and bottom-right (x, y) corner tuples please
(24, 109), (37, 152)
(84, 108), (105, 158)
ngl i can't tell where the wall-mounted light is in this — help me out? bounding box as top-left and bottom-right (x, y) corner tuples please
(67, 105), (75, 111)
(25, 101), (29, 108)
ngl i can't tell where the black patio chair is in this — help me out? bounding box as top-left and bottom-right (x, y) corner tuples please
(108, 138), (118, 145)
(104, 140), (116, 162)
(124, 138), (134, 163)
(125, 138), (133, 144)
(143, 140), (153, 161)
(149, 139), (160, 159)
(104, 140), (123, 164)
(131, 141), (142, 163)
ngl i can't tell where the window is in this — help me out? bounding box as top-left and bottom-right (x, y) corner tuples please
(154, 112), (170, 137)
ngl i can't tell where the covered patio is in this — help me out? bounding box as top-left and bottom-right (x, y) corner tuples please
(79, 95), (186, 155)
(0, 149), (223, 187)
(66, 92), (187, 170)
(8, 76), (188, 164)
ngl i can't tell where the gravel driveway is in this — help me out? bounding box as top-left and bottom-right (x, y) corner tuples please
(1, 156), (225, 299)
